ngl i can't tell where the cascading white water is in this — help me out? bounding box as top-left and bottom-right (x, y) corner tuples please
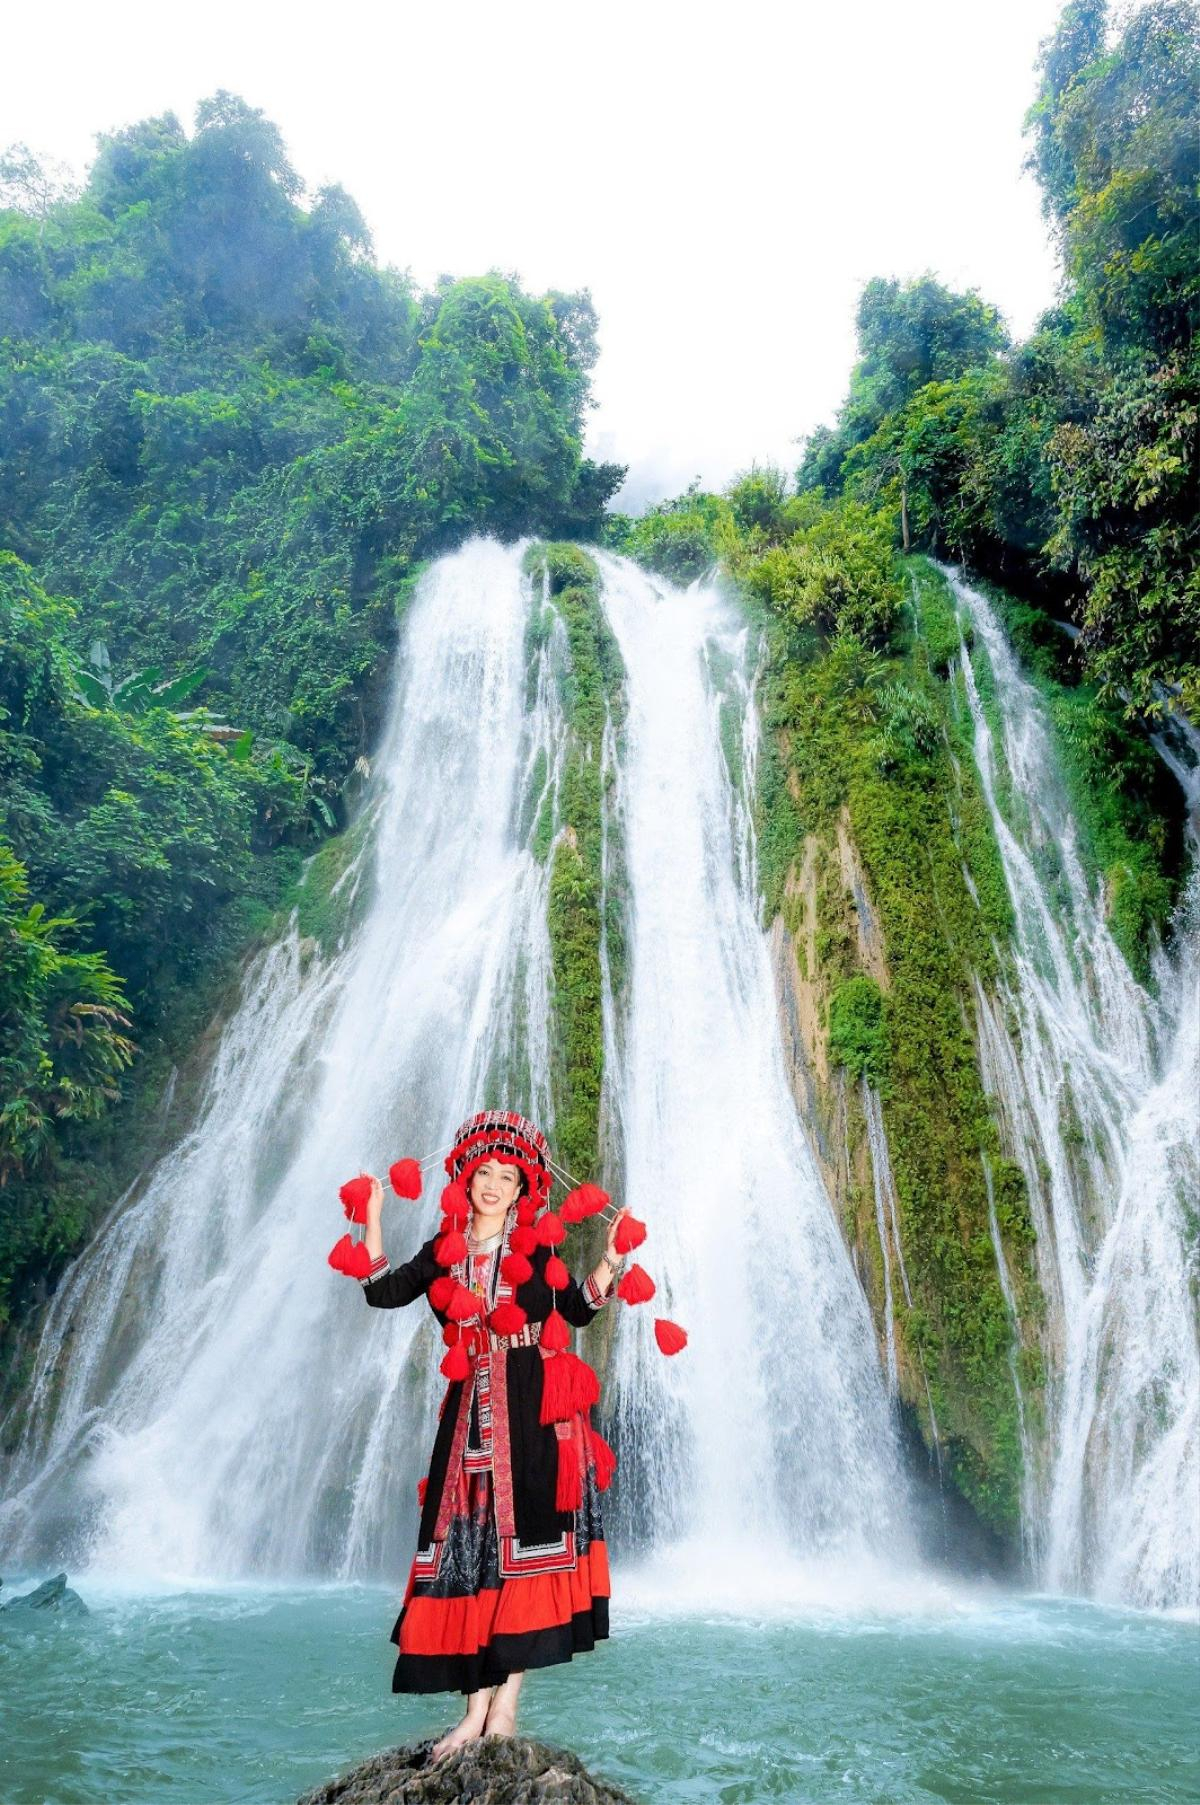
(947, 566), (1200, 1611)
(0, 537), (567, 1582)
(595, 553), (908, 1600)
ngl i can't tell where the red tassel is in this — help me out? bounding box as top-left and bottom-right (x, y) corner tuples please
(429, 1275), (456, 1311)
(544, 1253), (569, 1289)
(441, 1323), (458, 1346)
(389, 1158), (422, 1199)
(445, 1283), (478, 1322)
(327, 1233), (354, 1273)
(556, 1429), (582, 1511)
(501, 1251), (533, 1286)
(570, 1355), (601, 1413)
(439, 1181), (469, 1224)
(614, 1212), (648, 1254)
(540, 1307), (570, 1352)
(509, 1223), (537, 1256)
(539, 1351), (576, 1423)
(562, 1183), (609, 1221)
(416, 1474), (429, 1506)
(654, 1316), (688, 1354)
(535, 1211), (565, 1247)
(618, 1262), (656, 1305)
(516, 1197), (538, 1226)
(339, 1175), (374, 1223)
(440, 1341), (470, 1381)
(587, 1424), (618, 1490)
(343, 1240), (373, 1279)
(488, 1300), (527, 1335)
(435, 1229), (468, 1266)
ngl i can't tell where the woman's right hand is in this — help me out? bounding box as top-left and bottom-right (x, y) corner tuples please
(366, 1173), (384, 1219)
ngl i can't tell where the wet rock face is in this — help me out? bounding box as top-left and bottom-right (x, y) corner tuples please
(0, 1573), (89, 1618)
(298, 1734), (641, 1804)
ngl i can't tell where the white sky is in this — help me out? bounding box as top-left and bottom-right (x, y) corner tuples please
(6, 0), (1065, 508)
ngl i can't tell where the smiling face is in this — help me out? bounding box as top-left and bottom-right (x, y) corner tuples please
(468, 1157), (526, 1229)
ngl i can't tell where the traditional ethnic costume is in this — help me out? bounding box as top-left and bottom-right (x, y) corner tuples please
(346, 1111), (644, 1695)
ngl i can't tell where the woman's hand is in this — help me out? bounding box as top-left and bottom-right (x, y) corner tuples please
(365, 1174), (384, 1221)
(604, 1206), (630, 1256)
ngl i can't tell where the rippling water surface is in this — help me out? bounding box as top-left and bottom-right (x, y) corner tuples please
(1, 1570), (1195, 1805)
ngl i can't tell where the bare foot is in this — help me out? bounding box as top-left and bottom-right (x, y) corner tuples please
(429, 1708), (488, 1762)
(483, 1702), (517, 1738)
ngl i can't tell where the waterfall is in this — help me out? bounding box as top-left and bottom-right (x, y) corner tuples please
(1, 536), (909, 1595)
(947, 566), (1200, 1611)
(594, 553), (907, 1596)
(0, 537), (566, 1582)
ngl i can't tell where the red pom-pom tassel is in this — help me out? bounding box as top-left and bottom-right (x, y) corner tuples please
(540, 1307), (570, 1352)
(435, 1229), (468, 1266)
(439, 1182), (469, 1225)
(389, 1158), (422, 1199)
(618, 1262), (656, 1305)
(339, 1175), (374, 1223)
(587, 1424), (618, 1490)
(614, 1212), (647, 1254)
(544, 1253), (569, 1289)
(562, 1183), (609, 1221)
(343, 1240), (373, 1279)
(654, 1316), (688, 1354)
(501, 1251), (533, 1286)
(445, 1283), (478, 1322)
(441, 1322), (458, 1346)
(516, 1197), (538, 1227)
(488, 1300), (527, 1336)
(327, 1233), (355, 1273)
(440, 1341), (471, 1381)
(428, 1275), (456, 1312)
(535, 1211), (565, 1247)
(556, 1429), (582, 1512)
(509, 1224), (537, 1257)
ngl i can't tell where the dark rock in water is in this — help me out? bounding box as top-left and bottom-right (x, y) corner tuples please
(297, 1734), (641, 1804)
(0, 1573), (89, 1619)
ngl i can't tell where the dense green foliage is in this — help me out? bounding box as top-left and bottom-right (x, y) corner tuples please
(0, 95), (623, 1347)
(797, 0), (1199, 722)
(827, 975), (889, 1088)
(524, 544), (626, 1194)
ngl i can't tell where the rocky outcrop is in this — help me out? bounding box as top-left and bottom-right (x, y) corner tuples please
(0, 1572), (89, 1618)
(298, 1734), (641, 1804)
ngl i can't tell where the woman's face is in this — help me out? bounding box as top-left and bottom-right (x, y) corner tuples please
(469, 1159), (523, 1218)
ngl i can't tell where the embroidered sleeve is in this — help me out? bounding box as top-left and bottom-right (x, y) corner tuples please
(583, 1270), (612, 1310)
(555, 1258), (614, 1327)
(360, 1241), (436, 1309)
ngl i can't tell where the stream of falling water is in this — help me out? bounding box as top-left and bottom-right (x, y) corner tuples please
(594, 553), (909, 1607)
(0, 537), (566, 1582)
(947, 566), (1199, 1611)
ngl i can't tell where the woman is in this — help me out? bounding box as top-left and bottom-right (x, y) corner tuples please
(358, 1109), (628, 1758)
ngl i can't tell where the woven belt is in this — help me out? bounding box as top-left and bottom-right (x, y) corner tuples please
(459, 1318), (543, 1357)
